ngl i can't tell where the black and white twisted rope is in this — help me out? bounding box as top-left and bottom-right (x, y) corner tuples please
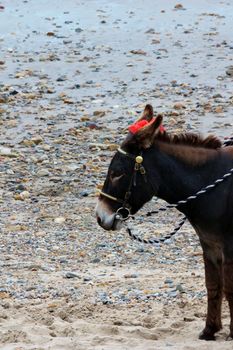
(223, 137), (233, 147)
(145, 166), (233, 216)
(127, 216), (187, 245)
(126, 139), (233, 245)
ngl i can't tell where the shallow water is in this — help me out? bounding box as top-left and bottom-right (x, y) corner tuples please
(1, 0), (233, 140)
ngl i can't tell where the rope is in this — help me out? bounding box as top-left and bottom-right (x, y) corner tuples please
(127, 217), (187, 245)
(145, 167), (233, 215)
(223, 137), (233, 147)
(125, 137), (233, 245)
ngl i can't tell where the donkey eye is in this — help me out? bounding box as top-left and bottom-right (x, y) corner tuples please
(110, 171), (125, 183)
(110, 170), (122, 177)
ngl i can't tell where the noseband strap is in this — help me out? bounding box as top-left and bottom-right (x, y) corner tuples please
(117, 147), (136, 159)
(98, 191), (125, 204)
(99, 148), (147, 220)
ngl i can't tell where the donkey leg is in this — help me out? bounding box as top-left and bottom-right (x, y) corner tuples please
(199, 241), (223, 341)
(223, 257), (233, 340)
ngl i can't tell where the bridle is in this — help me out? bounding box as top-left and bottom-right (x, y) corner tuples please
(99, 147), (148, 221)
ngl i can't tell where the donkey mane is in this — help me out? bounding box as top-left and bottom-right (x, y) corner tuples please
(155, 132), (222, 149)
(152, 132), (223, 166)
(123, 130), (222, 166)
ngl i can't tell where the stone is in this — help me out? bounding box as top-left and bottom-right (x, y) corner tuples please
(54, 217), (66, 224)
(174, 3), (184, 9)
(0, 146), (18, 158)
(130, 49), (147, 55)
(35, 231), (46, 237)
(226, 66), (233, 76)
(37, 169), (50, 177)
(65, 272), (80, 279)
(214, 106), (224, 113)
(31, 135), (43, 145)
(124, 274), (138, 279)
(0, 292), (10, 299)
(75, 28), (83, 33)
(173, 102), (186, 110)
(176, 284), (185, 293)
(93, 110), (106, 117)
(41, 144), (51, 151)
(20, 191), (30, 200)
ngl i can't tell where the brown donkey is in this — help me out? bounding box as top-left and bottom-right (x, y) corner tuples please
(96, 105), (233, 341)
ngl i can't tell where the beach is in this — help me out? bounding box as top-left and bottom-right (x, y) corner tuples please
(0, 0), (233, 348)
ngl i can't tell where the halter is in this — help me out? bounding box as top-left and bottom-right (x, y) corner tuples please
(99, 147), (147, 220)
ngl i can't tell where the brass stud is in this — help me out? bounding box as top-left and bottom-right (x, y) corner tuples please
(135, 155), (143, 164)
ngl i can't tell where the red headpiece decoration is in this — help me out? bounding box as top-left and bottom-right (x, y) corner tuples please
(128, 117), (165, 134)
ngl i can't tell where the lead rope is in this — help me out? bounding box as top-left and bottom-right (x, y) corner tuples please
(127, 217), (187, 245)
(126, 137), (233, 245)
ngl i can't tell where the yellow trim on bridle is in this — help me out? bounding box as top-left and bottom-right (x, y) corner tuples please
(98, 147), (146, 212)
(118, 148), (143, 163)
(98, 190), (123, 203)
(117, 147), (128, 156)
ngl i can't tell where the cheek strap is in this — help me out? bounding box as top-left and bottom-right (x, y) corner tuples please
(99, 148), (148, 220)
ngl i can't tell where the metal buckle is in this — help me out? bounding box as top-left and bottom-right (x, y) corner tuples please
(115, 207), (130, 221)
(140, 166), (146, 175)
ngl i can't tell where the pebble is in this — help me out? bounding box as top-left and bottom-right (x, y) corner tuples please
(176, 284), (185, 293)
(54, 217), (66, 224)
(31, 135), (43, 145)
(214, 106), (224, 113)
(80, 190), (90, 197)
(35, 231), (46, 237)
(65, 272), (80, 279)
(75, 28), (83, 33)
(93, 110), (106, 117)
(173, 102), (186, 110)
(174, 4), (184, 9)
(226, 66), (233, 76)
(124, 274), (138, 279)
(168, 291), (178, 298)
(14, 191), (30, 201)
(130, 49), (147, 55)
(0, 146), (18, 158)
(37, 169), (51, 177)
(6, 169), (14, 175)
(83, 277), (92, 282)
(164, 279), (174, 285)
(63, 40), (72, 44)
(41, 144), (51, 151)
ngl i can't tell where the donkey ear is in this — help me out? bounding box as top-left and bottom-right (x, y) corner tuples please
(136, 115), (163, 148)
(137, 104), (154, 122)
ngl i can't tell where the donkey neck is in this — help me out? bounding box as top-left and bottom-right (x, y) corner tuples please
(157, 141), (218, 167)
(148, 141), (221, 205)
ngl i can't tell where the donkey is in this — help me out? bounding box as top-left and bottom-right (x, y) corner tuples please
(96, 105), (233, 341)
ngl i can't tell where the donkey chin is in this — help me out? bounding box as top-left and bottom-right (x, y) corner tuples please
(95, 200), (123, 231)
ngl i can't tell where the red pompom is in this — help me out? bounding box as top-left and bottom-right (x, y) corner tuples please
(128, 117), (165, 134)
(128, 120), (150, 134)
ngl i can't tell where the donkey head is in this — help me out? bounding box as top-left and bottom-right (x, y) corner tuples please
(96, 105), (163, 231)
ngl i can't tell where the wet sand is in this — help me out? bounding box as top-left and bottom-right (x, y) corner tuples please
(0, 0), (233, 349)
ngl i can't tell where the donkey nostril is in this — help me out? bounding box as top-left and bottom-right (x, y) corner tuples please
(97, 216), (102, 225)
